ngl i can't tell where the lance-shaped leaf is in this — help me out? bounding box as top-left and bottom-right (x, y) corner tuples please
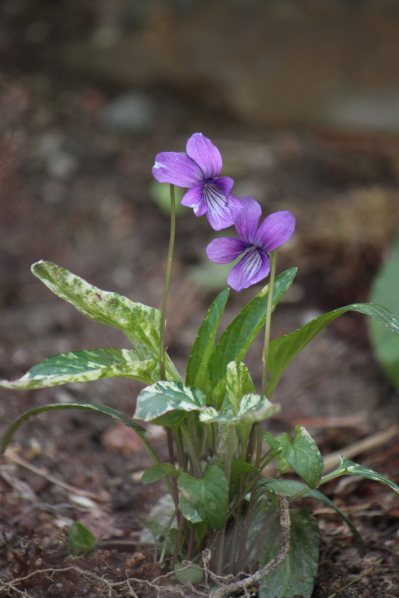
(267, 302), (399, 396)
(177, 465), (228, 530)
(322, 456), (399, 494)
(225, 361), (256, 414)
(258, 479), (366, 556)
(0, 348), (157, 390)
(31, 262), (181, 381)
(1, 402), (145, 454)
(134, 381), (206, 423)
(186, 288), (229, 391)
(279, 426), (324, 489)
(199, 394), (280, 425)
(258, 509), (319, 598)
(208, 269), (297, 389)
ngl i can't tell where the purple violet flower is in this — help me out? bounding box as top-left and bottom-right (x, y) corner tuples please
(152, 132), (243, 230)
(206, 197), (295, 292)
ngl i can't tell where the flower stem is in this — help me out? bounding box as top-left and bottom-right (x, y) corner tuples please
(159, 184), (178, 507)
(159, 184), (176, 380)
(261, 249), (278, 396)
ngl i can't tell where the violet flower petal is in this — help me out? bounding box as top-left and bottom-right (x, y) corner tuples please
(186, 133), (223, 179)
(255, 211), (296, 252)
(180, 182), (208, 216)
(234, 197), (262, 243)
(152, 152), (203, 187)
(227, 249), (270, 292)
(206, 237), (248, 264)
(202, 177), (243, 230)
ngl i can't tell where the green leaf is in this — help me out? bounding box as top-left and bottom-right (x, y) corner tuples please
(258, 479), (366, 556)
(279, 426), (324, 489)
(0, 348), (157, 390)
(199, 394), (280, 425)
(31, 261), (181, 380)
(231, 459), (258, 482)
(199, 394), (280, 426)
(179, 495), (203, 523)
(208, 268), (297, 407)
(258, 509), (319, 598)
(174, 562), (203, 585)
(178, 465), (228, 530)
(225, 361), (256, 414)
(140, 519), (163, 540)
(134, 381), (206, 423)
(186, 288), (230, 391)
(140, 495), (177, 545)
(142, 463), (182, 484)
(1, 402), (145, 454)
(368, 234), (399, 387)
(324, 456), (399, 494)
(267, 302), (399, 396)
(68, 522), (96, 555)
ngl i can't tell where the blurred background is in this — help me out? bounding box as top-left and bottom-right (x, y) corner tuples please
(1, 0), (399, 433)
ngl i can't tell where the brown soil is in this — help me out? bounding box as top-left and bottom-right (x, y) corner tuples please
(1, 3), (399, 597)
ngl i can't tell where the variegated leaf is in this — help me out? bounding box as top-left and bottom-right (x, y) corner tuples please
(0, 348), (157, 390)
(134, 381), (206, 422)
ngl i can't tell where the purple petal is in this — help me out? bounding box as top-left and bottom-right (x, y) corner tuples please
(206, 237), (248, 264)
(203, 178), (242, 230)
(152, 152), (203, 187)
(234, 197), (262, 243)
(227, 249), (270, 292)
(180, 182), (208, 216)
(254, 211), (296, 252)
(186, 133), (222, 179)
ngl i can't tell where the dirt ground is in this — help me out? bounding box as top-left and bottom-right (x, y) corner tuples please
(1, 4), (399, 597)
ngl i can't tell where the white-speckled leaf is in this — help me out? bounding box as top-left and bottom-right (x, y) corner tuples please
(199, 394), (280, 425)
(134, 381), (206, 422)
(225, 361), (256, 414)
(328, 456), (399, 494)
(0, 348), (157, 389)
(280, 426), (324, 489)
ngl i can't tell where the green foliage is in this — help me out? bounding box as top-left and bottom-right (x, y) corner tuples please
(259, 479), (366, 556)
(186, 288), (230, 391)
(258, 510), (319, 598)
(264, 426), (324, 489)
(267, 301), (399, 396)
(1, 402), (145, 454)
(324, 456), (399, 494)
(368, 234), (399, 386)
(68, 522), (96, 556)
(142, 464), (183, 484)
(0, 348), (157, 389)
(178, 465), (228, 530)
(134, 381), (206, 424)
(31, 261), (180, 380)
(208, 269), (297, 392)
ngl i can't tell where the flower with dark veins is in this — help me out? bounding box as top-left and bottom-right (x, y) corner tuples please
(152, 133), (243, 230)
(206, 197), (295, 292)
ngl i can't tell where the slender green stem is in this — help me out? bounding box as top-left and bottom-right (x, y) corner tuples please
(159, 184), (176, 380)
(181, 421), (202, 478)
(261, 249), (278, 396)
(158, 184), (178, 507)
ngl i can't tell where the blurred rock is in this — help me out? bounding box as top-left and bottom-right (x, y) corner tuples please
(66, 0), (399, 129)
(98, 91), (155, 134)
